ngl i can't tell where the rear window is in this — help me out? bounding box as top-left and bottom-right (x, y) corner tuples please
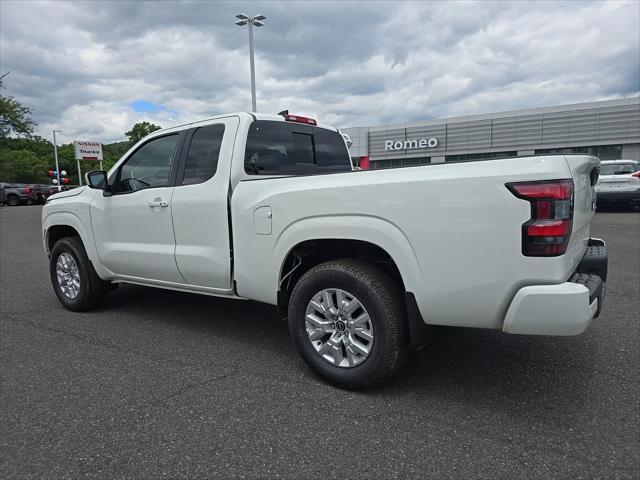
(600, 163), (639, 175)
(244, 120), (352, 175)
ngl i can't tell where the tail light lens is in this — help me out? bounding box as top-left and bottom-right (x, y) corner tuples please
(24, 186), (32, 194)
(632, 171), (640, 178)
(506, 179), (574, 256)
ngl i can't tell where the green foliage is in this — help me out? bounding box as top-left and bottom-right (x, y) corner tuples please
(125, 121), (161, 145)
(0, 72), (36, 139)
(0, 149), (48, 183)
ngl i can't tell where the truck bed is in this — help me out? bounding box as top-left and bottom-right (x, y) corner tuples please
(231, 155), (599, 330)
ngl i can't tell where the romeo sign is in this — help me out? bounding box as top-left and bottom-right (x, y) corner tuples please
(73, 141), (103, 161)
(385, 138), (438, 151)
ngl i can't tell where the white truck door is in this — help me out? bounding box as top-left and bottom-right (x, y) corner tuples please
(90, 132), (186, 284)
(170, 117), (240, 289)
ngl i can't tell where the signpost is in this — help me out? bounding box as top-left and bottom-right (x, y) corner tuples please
(73, 141), (103, 186)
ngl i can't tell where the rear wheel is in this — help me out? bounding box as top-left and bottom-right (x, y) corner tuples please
(288, 259), (407, 389)
(50, 236), (110, 311)
(6, 195), (19, 206)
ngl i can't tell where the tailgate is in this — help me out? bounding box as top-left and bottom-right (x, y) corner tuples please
(563, 155), (600, 268)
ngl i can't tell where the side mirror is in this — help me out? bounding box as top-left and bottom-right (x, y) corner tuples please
(85, 170), (108, 191)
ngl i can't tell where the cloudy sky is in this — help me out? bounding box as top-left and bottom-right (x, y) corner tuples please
(1, 0), (639, 143)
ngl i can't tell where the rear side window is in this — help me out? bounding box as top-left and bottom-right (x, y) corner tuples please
(182, 124), (225, 185)
(244, 120), (351, 175)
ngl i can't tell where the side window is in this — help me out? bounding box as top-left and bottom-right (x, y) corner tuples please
(182, 124), (225, 185)
(245, 122), (315, 175)
(245, 120), (351, 175)
(314, 128), (351, 169)
(114, 134), (179, 193)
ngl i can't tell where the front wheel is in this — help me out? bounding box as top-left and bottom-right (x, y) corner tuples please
(50, 236), (110, 311)
(288, 259), (408, 389)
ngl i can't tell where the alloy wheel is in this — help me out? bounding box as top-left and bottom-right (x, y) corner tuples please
(56, 252), (80, 299)
(305, 288), (374, 368)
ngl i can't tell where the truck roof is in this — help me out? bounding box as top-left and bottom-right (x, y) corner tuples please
(151, 112), (340, 136)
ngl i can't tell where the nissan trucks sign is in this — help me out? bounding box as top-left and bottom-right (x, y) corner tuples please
(385, 138), (438, 151)
(73, 141), (103, 161)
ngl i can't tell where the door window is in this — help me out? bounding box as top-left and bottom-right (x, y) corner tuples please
(181, 124), (225, 185)
(114, 134), (179, 193)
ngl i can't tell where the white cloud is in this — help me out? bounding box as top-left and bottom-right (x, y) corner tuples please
(0, 0), (638, 142)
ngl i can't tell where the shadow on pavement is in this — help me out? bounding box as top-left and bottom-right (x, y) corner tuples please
(101, 283), (596, 419)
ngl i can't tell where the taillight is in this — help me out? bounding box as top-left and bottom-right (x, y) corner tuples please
(632, 171), (640, 178)
(506, 179), (574, 257)
(24, 186), (32, 194)
(284, 114), (317, 126)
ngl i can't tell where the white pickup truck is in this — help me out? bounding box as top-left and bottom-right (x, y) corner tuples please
(42, 111), (608, 388)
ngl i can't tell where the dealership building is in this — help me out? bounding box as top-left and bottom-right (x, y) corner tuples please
(341, 97), (640, 169)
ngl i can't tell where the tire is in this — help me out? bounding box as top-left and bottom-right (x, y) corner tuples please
(288, 259), (407, 389)
(50, 236), (110, 311)
(6, 195), (19, 206)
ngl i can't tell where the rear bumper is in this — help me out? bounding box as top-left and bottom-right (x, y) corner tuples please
(502, 238), (608, 336)
(596, 186), (640, 204)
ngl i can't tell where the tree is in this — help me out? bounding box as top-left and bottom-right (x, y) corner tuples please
(125, 121), (161, 145)
(0, 72), (36, 139)
(0, 149), (48, 183)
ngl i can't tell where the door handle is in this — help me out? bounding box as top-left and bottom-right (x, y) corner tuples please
(148, 200), (168, 208)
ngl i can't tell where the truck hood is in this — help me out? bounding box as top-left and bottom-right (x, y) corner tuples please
(47, 187), (87, 202)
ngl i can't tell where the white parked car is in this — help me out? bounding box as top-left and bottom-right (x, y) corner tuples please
(42, 112), (608, 388)
(595, 159), (640, 209)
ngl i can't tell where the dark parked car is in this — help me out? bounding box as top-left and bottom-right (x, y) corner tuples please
(33, 184), (58, 204)
(0, 183), (39, 206)
(0, 183), (6, 205)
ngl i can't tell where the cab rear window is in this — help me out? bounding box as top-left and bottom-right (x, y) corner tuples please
(244, 120), (352, 175)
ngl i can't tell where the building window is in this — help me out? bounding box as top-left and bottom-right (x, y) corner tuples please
(371, 157), (431, 169)
(445, 151), (517, 163)
(534, 144), (622, 160)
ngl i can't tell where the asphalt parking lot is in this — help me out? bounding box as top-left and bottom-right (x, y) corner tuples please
(1, 205), (638, 479)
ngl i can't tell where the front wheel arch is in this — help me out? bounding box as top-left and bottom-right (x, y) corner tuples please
(46, 224), (81, 254)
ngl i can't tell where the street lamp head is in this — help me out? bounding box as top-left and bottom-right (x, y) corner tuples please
(235, 19), (249, 26)
(252, 20), (264, 27)
(253, 15), (266, 21)
(236, 13), (249, 20)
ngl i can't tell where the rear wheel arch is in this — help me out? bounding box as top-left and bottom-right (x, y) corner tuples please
(279, 239), (405, 297)
(278, 239), (430, 350)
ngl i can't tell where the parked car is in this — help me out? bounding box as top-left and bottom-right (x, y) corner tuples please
(0, 183), (39, 206)
(0, 183), (6, 205)
(33, 184), (59, 204)
(595, 159), (640, 209)
(42, 112), (608, 388)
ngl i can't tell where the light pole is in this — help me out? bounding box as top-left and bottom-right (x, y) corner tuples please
(235, 13), (266, 112)
(52, 129), (62, 191)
